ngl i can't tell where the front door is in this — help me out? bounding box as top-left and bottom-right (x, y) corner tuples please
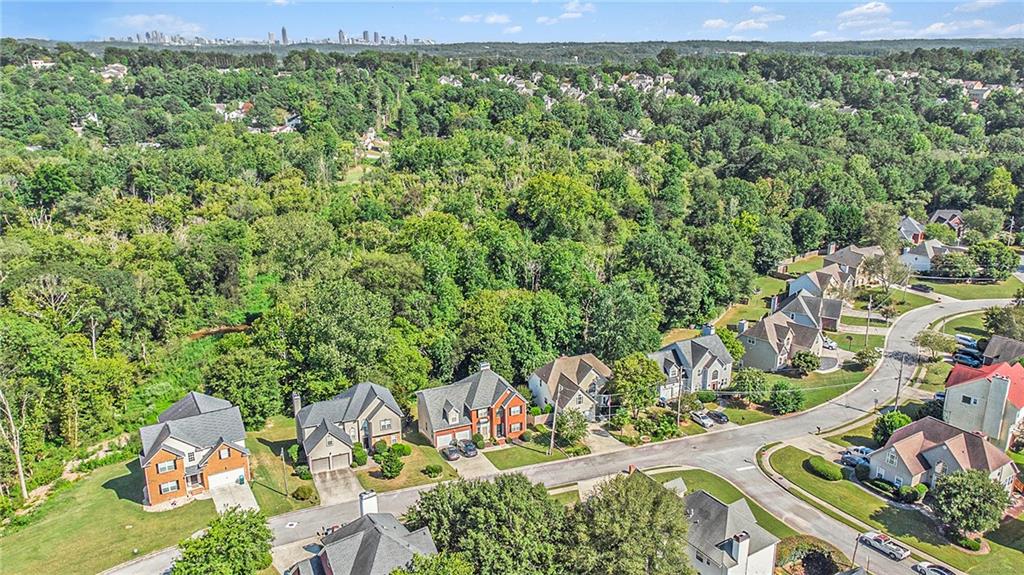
(496, 423), (504, 438)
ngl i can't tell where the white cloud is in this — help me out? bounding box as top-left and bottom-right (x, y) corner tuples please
(485, 13), (510, 24)
(702, 18), (730, 29)
(108, 14), (202, 36)
(919, 19), (991, 35)
(564, 1), (596, 13)
(458, 14), (482, 23)
(759, 13), (785, 22)
(750, 5), (770, 13)
(838, 2), (892, 20)
(503, 25), (523, 34)
(459, 13), (510, 25)
(537, 1), (595, 25)
(726, 35), (746, 41)
(954, 0), (1004, 13)
(734, 19), (769, 31)
(1004, 22), (1024, 34)
(811, 30), (831, 38)
(270, 0), (289, 5)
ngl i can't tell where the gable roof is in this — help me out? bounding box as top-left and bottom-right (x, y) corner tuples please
(982, 335), (1024, 365)
(416, 365), (522, 433)
(140, 396), (246, 467)
(649, 334), (734, 377)
(683, 490), (779, 568)
(297, 513), (436, 575)
(742, 311), (821, 354)
(776, 290), (843, 326)
(929, 209), (964, 227)
(946, 361), (1024, 409)
(881, 416), (1013, 476)
(898, 216), (924, 241)
(302, 419), (354, 454)
(904, 239), (964, 260)
(296, 382), (404, 429)
(794, 263), (851, 293)
(532, 354), (612, 408)
(824, 245), (884, 269)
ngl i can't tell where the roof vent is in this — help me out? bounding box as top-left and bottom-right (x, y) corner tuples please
(479, 361), (491, 371)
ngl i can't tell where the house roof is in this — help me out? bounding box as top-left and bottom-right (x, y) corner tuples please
(795, 263), (851, 293)
(881, 416), (1013, 476)
(139, 394), (246, 466)
(946, 361), (1024, 409)
(983, 335), (1024, 365)
(416, 365), (523, 433)
(905, 239), (964, 260)
(683, 490), (779, 568)
(302, 419), (354, 454)
(296, 514), (436, 575)
(532, 354), (612, 408)
(742, 311), (821, 354)
(776, 290), (843, 326)
(649, 334), (734, 377)
(898, 216), (924, 240)
(929, 209), (964, 227)
(296, 382), (404, 429)
(824, 245), (884, 269)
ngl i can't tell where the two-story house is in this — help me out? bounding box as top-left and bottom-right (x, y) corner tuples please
(774, 290), (843, 331)
(899, 239), (967, 273)
(739, 312), (823, 372)
(982, 335), (1024, 366)
(787, 263), (853, 299)
(866, 417), (1017, 492)
(648, 330), (734, 400)
(684, 490), (779, 575)
(928, 209), (965, 237)
(823, 244), (884, 286)
(294, 382), (404, 474)
(416, 363), (528, 448)
(138, 392), (251, 507)
(943, 362), (1024, 451)
(528, 354), (612, 422)
(898, 215), (925, 245)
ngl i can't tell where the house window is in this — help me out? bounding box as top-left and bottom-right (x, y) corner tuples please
(509, 406), (521, 416)
(961, 395), (978, 405)
(219, 448), (230, 460)
(187, 452), (195, 464)
(478, 409), (488, 417)
(449, 410), (459, 423)
(575, 394), (583, 406)
(157, 460), (176, 474)
(711, 370), (719, 381)
(380, 419), (393, 431)
(885, 451), (897, 466)
(511, 423), (522, 432)
(327, 440), (333, 447)
(159, 480), (179, 495)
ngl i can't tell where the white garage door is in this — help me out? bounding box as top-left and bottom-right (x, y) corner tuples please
(454, 429), (472, 442)
(330, 453), (350, 469)
(435, 433), (452, 447)
(208, 469), (244, 489)
(311, 457), (331, 474)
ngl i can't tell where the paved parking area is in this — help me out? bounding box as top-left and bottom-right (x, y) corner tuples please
(312, 468), (364, 505)
(448, 452), (499, 478)
(211, 483), (259, 513)
(583, 424), (628, 455)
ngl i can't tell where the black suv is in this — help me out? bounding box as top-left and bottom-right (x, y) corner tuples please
(456, 439), (479, 457)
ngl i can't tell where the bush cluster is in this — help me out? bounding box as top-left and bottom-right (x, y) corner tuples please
(287, 444), (300, 464)
(294, 465), (313, 480)
(352, 443), (368, 467)
(863, 478), (897, 496)
(472, 433), (485, 449)
(956, 537), (981, 551)
(695, 391), (717, 403)
(806, 456), (843, 481)
(422, 464), (443, 478)
(391, 443), (412, 457)
(854, 462), (871, 481)
(292, 485), (317, 501)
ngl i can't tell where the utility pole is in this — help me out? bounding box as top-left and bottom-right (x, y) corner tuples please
(547, 383), (559, 456)
(865, 294), (873, 348)
(280, 447), (289, 499)
(894, 352), (904, 409)
(852, 534), (861, 566)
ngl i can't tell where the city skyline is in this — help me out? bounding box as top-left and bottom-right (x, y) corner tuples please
(2, 1), (1022, 44)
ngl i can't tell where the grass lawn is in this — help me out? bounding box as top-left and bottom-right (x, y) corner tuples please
(661, 327), (700, 346)
(1009, 450), (1024, 466)
(712, 403), (775, 425)
(483, 440), (567, 470)
(340, 162), (375, 185)
(840, 315), (890, 327)
(770, 446), (1024, 575)
(826, 331), (886, 353)
(248, 416), (317, 516)
(716, 276), (787, 330)
(916, 360), (952, 393)
(0, 462), (215, 575)
(938, 311), (988, 339)
(549, 489), (580, 506)
(919, 276), (1024, 300)
(767, 363), (871, 410)
(853, 287), (934, 315)
(356, 432), (458, 492)
(649, 468), (797, 539)
(825, 402), (923, 449)
(785, 255), (824, 275)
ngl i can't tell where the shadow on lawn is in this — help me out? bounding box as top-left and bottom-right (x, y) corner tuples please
(988, 516), (1024, 552)
(101, 461), (145, 504)
(869, 505), (950, 548)
(257, 437), (297, 464)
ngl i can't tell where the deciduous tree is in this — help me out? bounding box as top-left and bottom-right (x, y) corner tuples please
(933, 470), (1011, 536)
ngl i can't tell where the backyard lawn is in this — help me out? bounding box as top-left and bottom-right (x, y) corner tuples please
(937, 311), (988, 339)
(483, 440), (567, 470)
(716, 276), (787, 330)
(355, 432), (457, 492)
(826, 331), (886, 353)
(916, 360), (952, 393)
(785, 255), (824, 275)
(919, 276), (1024, 300)
(0, 462), (215, 575)
(248, 415), (317, 515)
(853, 287), (934, 315)
(661, 326), (700, 346)
(649, 468), (797, 539)
(770, 446), (1024, 575)
(767, 363), (871, 410)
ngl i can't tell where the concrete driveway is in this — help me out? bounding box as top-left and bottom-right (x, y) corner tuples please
(448, 451), (499, 478)
(271, 537), (321, 575)
(583, 424), (628, 455)
(211, 482), (259, 513)
(312, 468), (364, 506)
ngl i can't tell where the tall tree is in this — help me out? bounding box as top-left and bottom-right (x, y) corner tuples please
(932, 470), (1011, 536)
(610, 353), (661, 418)
(172, 508), (273, 575)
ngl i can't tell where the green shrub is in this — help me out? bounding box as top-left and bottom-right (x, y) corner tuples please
(915, 483), (928, 500)
(543, 404), (554, 413)
(378, 450), (404, 479)
(391, 443), (412, 457)
(472, 433), (485, 449)
(533, 424), (550, 434)
(422, 464), (443, 478)
(529, 405), (541, 416)
(292, 484), (317, 501)
(521, 429), (533, 442)
(352, 443), (368, 466)
(695, 390), (717, 403)
(373, 440), (389, 454)
(563, 444), (592, 457)
(854, 462), (871, 481)
(287, 444), (300, 464)
(294, 465), (312, 480)
(864, 478), (896, 496)
(807, 456), (843, 481)
(609, 408), (630, 430)
(897, 485), (919, 503)
(956, 537), (981, 551)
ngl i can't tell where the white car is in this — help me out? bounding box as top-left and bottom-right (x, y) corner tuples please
(822, 337), (837, 350)
(690, 411), (715, 429)
(912, 561), (955, 575)
(859, 531), (911, 561)
(955, 334), (978, 349)
(846, 446), (873, 457)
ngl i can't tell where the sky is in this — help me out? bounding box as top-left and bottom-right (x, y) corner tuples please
(2, 1), (1022, 43)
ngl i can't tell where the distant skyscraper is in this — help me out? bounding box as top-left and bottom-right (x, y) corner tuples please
(373, 31), (380, 44)
(268, 31), (275, 44)
(338, 29), (345, 43)
(281, 26), (288, 45)
(362, 30), (369, 42)
(403, 34), (408, 45)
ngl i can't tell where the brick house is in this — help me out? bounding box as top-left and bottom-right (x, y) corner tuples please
(138, 392), (251, 506)
(416, 363), (528, 448)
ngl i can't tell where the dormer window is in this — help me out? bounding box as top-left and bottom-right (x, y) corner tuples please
(449, 410), (459, 423)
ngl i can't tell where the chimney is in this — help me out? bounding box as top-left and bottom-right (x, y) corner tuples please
(701, 324), (715, 336)
(291, 391), (302, 417)
(769, 295), (779, 313)
(729, 531), (750, 563)
(359, 490), (378, 516)
(737, 319), (748, 334)
(479, 361), (491, 372)
(983, 374), (1011, 443)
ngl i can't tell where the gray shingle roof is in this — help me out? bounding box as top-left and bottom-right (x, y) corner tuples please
(296, 382), (404, 430)
(314, 513), (436, 575)
(684, 490), (779, 568)
(157, 391), (233, 423)
(824, 245), (883, 269)
(929, 209), (964, 227)
(898, 216), (924, 241)
(649, 334), (734, 377)
(531, 354), (612, 409)
(906, 239), (964, 260)
(777, 290), (843, 326)
(139, 398), (246, 466)
(416, 366), (521, 433)
(983, 335), (1024, 364)
(302, 419), (353, 454)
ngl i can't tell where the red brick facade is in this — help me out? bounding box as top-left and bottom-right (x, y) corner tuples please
(430, 390), (528, 446)
(142, 443), (251, 506)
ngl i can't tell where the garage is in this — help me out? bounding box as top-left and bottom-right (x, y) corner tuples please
(208, 469), (245, 489)
(455, 429), (472, 442)
(310, 457), (331, 474)
(330, 453), (350, 469)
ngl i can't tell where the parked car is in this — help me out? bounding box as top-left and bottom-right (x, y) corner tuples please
(859, 531), (911, 561)
(707, 410), (729, 424)
(910, 283), (934, 293)
(912, 561), (955, 575)
(953, 353), (982, 368)
(840, 453), (868, 467)
(846, 446), (873, 457)
(690, 411), (715, 429)
(456, 438), (478, 457)
(955, 334), (979, 349)
(958, 347), (983, 361)
(822, 337), (838, 350)
(440, 444), (461, 461)
(933, 391), (946, 402)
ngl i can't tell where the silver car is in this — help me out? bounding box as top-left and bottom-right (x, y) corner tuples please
(859, 531), (911, 561)
(690, 411), (714, 429)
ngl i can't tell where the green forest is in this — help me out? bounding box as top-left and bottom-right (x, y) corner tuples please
(1, 38), (1022, 518)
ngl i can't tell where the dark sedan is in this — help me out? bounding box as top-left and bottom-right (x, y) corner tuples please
(707, 410), (729, 424)
(440, 444), (461, 461)
(457, 439), (479, 457)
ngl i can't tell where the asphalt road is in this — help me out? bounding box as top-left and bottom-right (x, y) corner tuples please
(109, 296), (1004, 575)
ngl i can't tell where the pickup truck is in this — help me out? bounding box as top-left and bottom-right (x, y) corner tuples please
(859, 531), (911, 561)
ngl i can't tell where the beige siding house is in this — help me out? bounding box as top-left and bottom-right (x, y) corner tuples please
(942, 362), (1024, 451)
